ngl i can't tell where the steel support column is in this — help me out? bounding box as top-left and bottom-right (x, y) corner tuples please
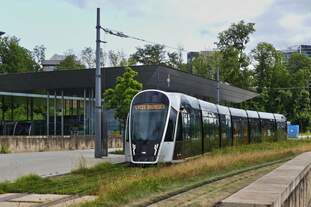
(10, 96), (13, 120)
(83, 89), (86, 135)
(61, 91), (64, 136)
(26, 98), (29, 120)
(47, 92), (50, 136)
(54, 91), (57, 135)
(30, 98), (33, 121)
(88, 90), (92, 135)
(1, 96), (4, 121)
(91, 89), (94, 135)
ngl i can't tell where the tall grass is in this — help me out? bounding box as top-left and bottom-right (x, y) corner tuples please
(88, 140), (311, 206)
(1, 140), (311, 207)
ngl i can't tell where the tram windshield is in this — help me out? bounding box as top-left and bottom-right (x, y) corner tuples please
(131, 103), (168, 142)
(131, 91), (169, 142)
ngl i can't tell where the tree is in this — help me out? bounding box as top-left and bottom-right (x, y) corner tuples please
(81, 47), (95, 68)
(167, 51), (183, 69)
(108, 50), (127, 67)
(32, 44), (46, 71)
(104, 67), (143, 135)
(130, 44), (184, 68)
(215, 20), (255, 88)
(216, 20), (255, 52)
(191, 51), (222, 80)
(287, 52), (311, 74)
(291, 89), (311, 131)
(252, 42), (284, 92)
(56, 54), (85, 70)
(0, 36), (38, 73)
(130, 44), (166, 65)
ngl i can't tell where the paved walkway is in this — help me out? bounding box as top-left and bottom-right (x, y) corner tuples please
(0, 193), (97, 207)
(0, 149), (125, 182)
(222, 152), (311, 207)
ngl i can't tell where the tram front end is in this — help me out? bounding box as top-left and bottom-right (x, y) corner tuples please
(129, 90), (170, 164)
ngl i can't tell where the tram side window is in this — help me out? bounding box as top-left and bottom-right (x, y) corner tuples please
(190, 109), (202, 140)
(175, 113), (183, 141)
(249, 118), (261, 143)
(202, 111), (219, 148)
(220, 114), (232, 147)
(164, 108), (177, 142)
(180, 106), (202, 141)
(241, 118), (249, 144)
(182, 109), (191, 140)
(231, 117), (240, 145)
(261, 119), (275, 141)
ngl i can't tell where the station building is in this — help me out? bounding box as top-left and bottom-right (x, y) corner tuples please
(0, 65), (257, 150)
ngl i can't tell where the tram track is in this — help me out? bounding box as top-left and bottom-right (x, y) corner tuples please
(130, 157), (293, 207)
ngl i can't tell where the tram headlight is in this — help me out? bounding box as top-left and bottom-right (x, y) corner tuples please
(132, 144), (136, 156)
(154, 144), (159, 156)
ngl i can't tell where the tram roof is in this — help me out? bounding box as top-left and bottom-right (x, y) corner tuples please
(258, 112), (275, 120)
(274, 113), (286, 122)
(246, 110), (259, 119)
(229, 107), (247, 118)
(0, 65), (258, 103)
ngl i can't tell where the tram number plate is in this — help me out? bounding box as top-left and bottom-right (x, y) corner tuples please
(134, 104), (166, 110)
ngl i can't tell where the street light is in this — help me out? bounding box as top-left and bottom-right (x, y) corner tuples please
(0, 31), (5, 37)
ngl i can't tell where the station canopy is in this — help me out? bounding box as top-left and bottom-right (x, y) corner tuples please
(0, 65), (257, 103)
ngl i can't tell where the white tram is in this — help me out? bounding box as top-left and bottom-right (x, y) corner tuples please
(125, 90), (287, 164)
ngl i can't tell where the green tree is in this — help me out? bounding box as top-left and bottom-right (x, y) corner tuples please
(81, 47), (95, 68)
(32, 44), (46, 71)
(130, 44), (183, 68)
(215, 20), (255, 88)
(0, 36), (38, 73)
(291, 89), (311, 131)
(166, 47), (183, 68)
(191, 51), (222, 80)
(108, 50), (127, 67)
(130, 44), (166, 65)
(56, 54), (85, 70)
(216, 20), (255, 52)
(104, 67), (143, 134)
(287, 52), (311, 74)
(250, 42), (291, 112)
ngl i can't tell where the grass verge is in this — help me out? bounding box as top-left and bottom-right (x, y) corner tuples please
(1, 140), (311, 206)
(0, 144), (10, 154)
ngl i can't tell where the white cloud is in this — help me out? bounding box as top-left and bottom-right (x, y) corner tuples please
(279, 13), (311, 30)
(37, 0), (311, 57)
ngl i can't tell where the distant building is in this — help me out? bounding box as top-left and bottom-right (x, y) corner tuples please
(282, 45), (311, 59)
(186, 50), (215, 73)
(42, 54), (65, 71)
(187, 50), (214, 64)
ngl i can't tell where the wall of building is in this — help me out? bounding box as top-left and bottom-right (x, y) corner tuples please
(0, 135), (122, 153)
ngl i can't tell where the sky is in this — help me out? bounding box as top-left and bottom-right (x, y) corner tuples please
(1, 0), (311, 60)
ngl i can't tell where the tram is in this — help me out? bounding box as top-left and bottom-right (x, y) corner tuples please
(125, 90), (287, 164)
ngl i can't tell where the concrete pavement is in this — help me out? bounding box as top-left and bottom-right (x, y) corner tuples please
(222, 152), (311, 207)
(0, 149), (125, 182)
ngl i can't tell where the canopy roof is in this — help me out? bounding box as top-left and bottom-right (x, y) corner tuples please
(0, 65), (257, 103)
